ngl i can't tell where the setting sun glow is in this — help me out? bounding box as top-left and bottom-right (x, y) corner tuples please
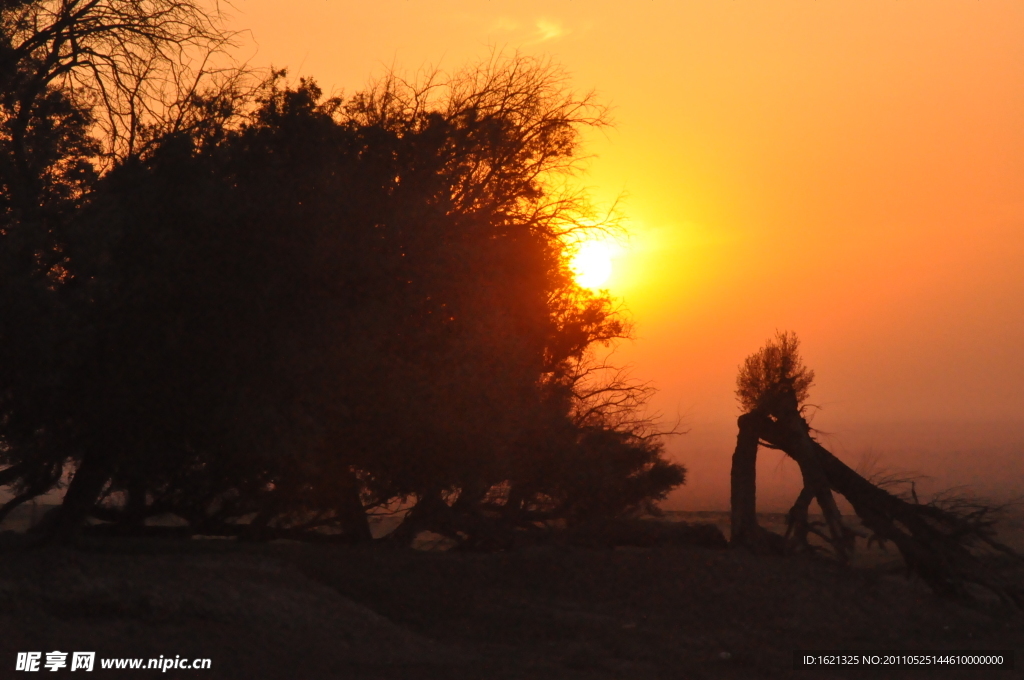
(222, 0), (1024, 511)
(570, 239), (616, 290)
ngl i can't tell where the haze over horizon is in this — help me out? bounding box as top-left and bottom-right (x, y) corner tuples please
(223, 1), (1024, 510)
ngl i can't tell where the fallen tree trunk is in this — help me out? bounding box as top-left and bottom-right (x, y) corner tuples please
(729, 332), (1021, 606)
(735, 407), (1022, 607)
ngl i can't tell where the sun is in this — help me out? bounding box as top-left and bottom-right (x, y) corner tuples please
(570, 238), (617, 290)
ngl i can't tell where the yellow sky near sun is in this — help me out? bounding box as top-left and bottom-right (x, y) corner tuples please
(224, 1), (1024, 508)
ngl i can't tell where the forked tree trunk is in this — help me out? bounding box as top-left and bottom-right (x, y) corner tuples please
(769, 408), (853, 561)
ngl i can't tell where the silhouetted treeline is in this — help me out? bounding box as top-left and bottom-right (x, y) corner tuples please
(0, 1), (684, 545)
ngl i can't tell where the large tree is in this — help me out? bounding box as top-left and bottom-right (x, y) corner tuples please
(6, 51), (685, 543)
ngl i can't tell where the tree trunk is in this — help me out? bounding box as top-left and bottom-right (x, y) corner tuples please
(768, 409), (852, 561)
(124, 479), (149, 527)
(0, 462), (27, 488)
(729, 412), (784, 554)
(0, 462), (51, 525)
(337, 471), (372, 544)
(34, 455), (111, 544)
(388, 489), (448, 545)
(729, 412), (759, 544)
(784, 485), (815, 551)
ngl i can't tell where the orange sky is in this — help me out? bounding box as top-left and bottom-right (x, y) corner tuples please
(226, 1), (1024, 509)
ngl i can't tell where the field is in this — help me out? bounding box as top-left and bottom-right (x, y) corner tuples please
(0, 510), (1021, 679)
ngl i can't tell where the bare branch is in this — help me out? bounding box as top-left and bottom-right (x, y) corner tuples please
(3, 0), (256, 165)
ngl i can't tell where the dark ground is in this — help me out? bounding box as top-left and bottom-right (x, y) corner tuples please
(0, 513), (1021, 680)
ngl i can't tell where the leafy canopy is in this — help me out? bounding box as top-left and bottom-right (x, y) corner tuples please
(736, 331), (815, 414)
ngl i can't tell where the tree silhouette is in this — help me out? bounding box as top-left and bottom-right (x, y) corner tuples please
(735, 331), (814, 414)
(730, 332), (1022, 606)
(0, 46), (685, 545)
(0, 0), (256, 539)
(2, 0), (245, 164)
(0, 4), (102, 528)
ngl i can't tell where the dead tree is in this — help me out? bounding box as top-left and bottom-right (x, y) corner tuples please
(730, 332), (1023, 606)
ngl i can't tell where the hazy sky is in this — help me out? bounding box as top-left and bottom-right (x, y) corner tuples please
(225, 1), (1024, 509)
